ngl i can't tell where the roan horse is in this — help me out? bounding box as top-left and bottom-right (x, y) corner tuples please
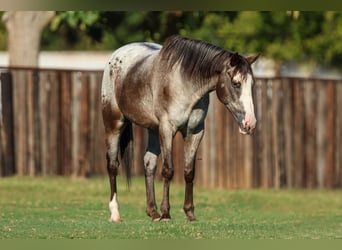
(101, 35), (259, 222)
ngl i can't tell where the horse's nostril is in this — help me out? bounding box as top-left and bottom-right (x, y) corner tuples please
(242, 119), (248, 128)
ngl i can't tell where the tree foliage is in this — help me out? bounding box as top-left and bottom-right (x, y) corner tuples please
(2, 11), (342, 67)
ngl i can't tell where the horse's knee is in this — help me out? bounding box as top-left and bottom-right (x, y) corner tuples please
(184, 168), (195, 183)
(162, 166), (174, 180)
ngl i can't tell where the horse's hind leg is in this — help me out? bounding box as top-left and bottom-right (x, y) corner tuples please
(144, 130), (161, 221)
(106, 132), (122, 223)
(103, 102), (125, 223)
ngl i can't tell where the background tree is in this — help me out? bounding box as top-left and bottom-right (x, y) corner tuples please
(1, 11), (342, 69)
(2, 11), (55, 66)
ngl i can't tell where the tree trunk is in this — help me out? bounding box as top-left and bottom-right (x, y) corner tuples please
(3, 11), (55, 67)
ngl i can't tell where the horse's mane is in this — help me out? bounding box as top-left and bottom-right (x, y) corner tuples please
(160, 35), (231, 82)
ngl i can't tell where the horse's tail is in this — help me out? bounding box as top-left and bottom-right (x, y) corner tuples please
(120, 121), (133, 187)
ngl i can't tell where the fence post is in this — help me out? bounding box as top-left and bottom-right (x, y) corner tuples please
(0, 71), (16, 176)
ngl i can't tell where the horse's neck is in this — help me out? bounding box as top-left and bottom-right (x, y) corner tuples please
(192, 75), (219, 101)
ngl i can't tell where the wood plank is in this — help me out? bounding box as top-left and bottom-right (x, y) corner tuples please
(47, 72), (59, 175)
(133, 125), (147, 176)
(13, 71), (28, 175)
(71, 72), (82, 177)
(271, 79), (281, 188)
(94, 73), (107, 175)
(216, 99), (226, 188)
(26, 71), (35, 176)
(325, 80), (335, 188)
(0, 71), (16, 176)
(231, 106), (239, 188)
(172, 132), (184, 184)
(88, 73), (103, 175)
(237, 127), (245, 188)
(335, 81), (342, 187)
(32, 71), (41, 175)
(303, 79), (317, 188)
(39, 72), (48, 175)
(316, 80), (326, 188)
(196, 130), (204, 186)
(260, 79), (271, 188)
(252, 79), (263, 187)
(278, 80), (287, 187)
(283, 78), (294, 188)
(225, 97), (233, 188)
(243, 134), (253, 188)
(58, 71), (72, 175)
(79, 72), (91, 177)
(208, 94), (217, 188)
(293, 79), (304, 188)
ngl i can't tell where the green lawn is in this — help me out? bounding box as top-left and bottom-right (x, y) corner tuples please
(1, 176), (342, 239)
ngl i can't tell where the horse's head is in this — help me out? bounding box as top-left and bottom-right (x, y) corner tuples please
(216, 52), (259, 134)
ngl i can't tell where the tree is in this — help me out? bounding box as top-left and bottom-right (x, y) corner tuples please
(2, 11), (55, 66)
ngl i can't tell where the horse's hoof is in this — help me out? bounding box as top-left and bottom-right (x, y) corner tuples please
(152, 217), (161, 222)
(109, 216), (123, 223)
(187, 216), (197, 222)
(186, 211), (197, 222)
(159, 214), (171, 222)
(151, 213), (161, 222)
(148, 211), (161, 222)
(159, 218), (171, 222)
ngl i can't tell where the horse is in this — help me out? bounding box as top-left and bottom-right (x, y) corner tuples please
(101, 35), (259, 222)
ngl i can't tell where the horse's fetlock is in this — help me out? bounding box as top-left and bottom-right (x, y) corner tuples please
(183, 204), (194, 213)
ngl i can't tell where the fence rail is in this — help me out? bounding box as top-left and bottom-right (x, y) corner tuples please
(1, 67), (341, 189)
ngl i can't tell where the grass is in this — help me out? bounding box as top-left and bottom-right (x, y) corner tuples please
(1, 176), (342, 239)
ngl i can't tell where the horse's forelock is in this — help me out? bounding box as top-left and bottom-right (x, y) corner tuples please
(229, 55), (253, 82)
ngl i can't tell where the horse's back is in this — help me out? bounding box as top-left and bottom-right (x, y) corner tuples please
(109, 42), (161, 75)
(102, 42), (161, 99)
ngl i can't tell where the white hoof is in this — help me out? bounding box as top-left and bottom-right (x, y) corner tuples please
(109, 215), (122, 223)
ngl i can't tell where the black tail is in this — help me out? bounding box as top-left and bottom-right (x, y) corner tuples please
(119, 121), (133, 187)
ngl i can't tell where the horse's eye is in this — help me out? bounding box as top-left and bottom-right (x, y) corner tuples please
(232, 81), (241, 88)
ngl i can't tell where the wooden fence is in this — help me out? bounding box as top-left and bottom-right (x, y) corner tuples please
(1, 67), (341, 189)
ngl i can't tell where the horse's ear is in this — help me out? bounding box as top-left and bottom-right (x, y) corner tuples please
(230, 52), (240, 67)
(246, 54), (260, 65)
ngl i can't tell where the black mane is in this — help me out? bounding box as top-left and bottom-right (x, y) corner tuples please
(160, 35), (232, 82)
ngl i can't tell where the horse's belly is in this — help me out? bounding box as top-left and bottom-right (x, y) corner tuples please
(127, 113), (159, 129)
(118, 97), (158, 129)
(116, 85), (159, 129)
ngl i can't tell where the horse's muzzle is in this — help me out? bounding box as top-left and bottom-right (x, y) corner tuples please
(239, 113), (257, 135)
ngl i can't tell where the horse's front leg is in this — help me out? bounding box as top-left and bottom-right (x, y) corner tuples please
(144, 130), (161, 221)
(158, 120), (175, 221)
(183, 126), (204, 221)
